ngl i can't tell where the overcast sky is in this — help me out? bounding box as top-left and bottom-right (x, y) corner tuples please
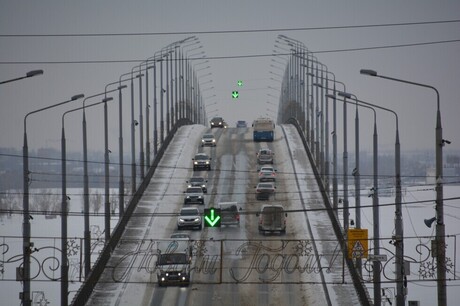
(1, 0), (460, 157)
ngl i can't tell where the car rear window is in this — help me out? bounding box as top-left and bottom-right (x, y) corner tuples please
(187, 187), (202, 193)
(180, 209), (199, 216)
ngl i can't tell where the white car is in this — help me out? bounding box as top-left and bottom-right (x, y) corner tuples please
(201, 133), (216, 147)
(258, 165), (277, 182)
(177, 207), (202, 230)
(257, 148), (274, 164)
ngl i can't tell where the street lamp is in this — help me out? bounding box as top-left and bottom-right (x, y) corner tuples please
(319, 76), (346, 215)
(105, 78), (131, 218)
(60, 91), (116, 305)
(0, 69), (43, 85)
(353, 96), (400, 306)
(336, 91), (350, 236)
(22, 93), (84, 306)
(360, 68), (442, 306)
(338, 92), (362, 235)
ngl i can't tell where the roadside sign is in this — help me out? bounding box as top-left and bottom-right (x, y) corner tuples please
(368, 254), (388, 262)
(347, 228), (368, 259)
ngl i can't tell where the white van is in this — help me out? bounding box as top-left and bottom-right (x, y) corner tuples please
(256, 205), (287, 234)
(218, 202), (241, 226)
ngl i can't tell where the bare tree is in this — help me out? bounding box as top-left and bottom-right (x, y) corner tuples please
(1, 190), (19, 219)
(32, 188), (60, 217)
(110, 189), (118, 214)
(90, 190), (102, 213)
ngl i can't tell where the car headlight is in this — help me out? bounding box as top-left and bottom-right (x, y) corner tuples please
(212, 139), (216, 142)
(179, 218), (185, 222)
(194, 218), (200, 222)
(201, 140), (205, 142)
(198, 196), (202, 199)
(206, 161), (209, 164)
(186, 196), (190, 199)
(202, 184), (205, 188)
(194, 161), (198, 165)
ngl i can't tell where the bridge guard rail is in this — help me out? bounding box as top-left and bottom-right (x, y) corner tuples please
(70, 118), (193, 306)
(286, 118), (372, 306)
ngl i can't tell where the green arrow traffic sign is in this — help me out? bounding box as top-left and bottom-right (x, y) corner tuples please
(204, 208), (221, 227)
(237, 80), (243, 87)
(232, 91), (239, 99)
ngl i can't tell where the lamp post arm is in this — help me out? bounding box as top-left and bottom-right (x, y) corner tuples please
(0, 69), (43, 85)
(377, 75), (440, 110)
(24, 94), (84, 131)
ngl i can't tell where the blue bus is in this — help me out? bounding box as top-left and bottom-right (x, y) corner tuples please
(253, 118), (275, 141)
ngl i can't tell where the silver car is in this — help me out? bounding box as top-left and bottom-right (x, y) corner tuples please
(177, 207), (202, 230)
(258, 165), (277, 182)
(183, 187), (205, 205)
(255, 182), (276, 200)
(257, 148), (274, 164)
(201, 133), (216, 147)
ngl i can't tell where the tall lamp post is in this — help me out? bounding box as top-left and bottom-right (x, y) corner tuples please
(105, 79), (131, 217)
(323, 77), (347, 216)
(314, 71), (342, 200)
(361, 68), (444, 306)
(22, 93), (84, 306)
(1, 68), (43, 306)
(354, 96), (400, 306)
(335, 91), (349, 235)
(81, 89), (122, 278)
(60, 92), (116, 306)
(338, 92), (362, 233)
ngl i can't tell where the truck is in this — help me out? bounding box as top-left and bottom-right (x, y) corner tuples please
(218, 202), (241, 227)
(156, 239), (192, 286)
(252, 118), (275, 141)
(256, 204), (287, 235)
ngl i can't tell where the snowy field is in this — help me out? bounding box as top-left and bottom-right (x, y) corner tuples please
(1, 187), (119, 305)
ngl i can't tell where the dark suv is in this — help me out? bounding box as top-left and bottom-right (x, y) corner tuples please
(210, 116), (224, 128)
(193, 153), (212, 171)
(187, 176), (208, 193)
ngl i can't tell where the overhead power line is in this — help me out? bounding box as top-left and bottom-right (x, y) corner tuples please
(1, 38), (459, 65)
(1, 19), (459, 37)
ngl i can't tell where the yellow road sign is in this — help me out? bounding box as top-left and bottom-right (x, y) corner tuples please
(347, 228), (368, 259)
